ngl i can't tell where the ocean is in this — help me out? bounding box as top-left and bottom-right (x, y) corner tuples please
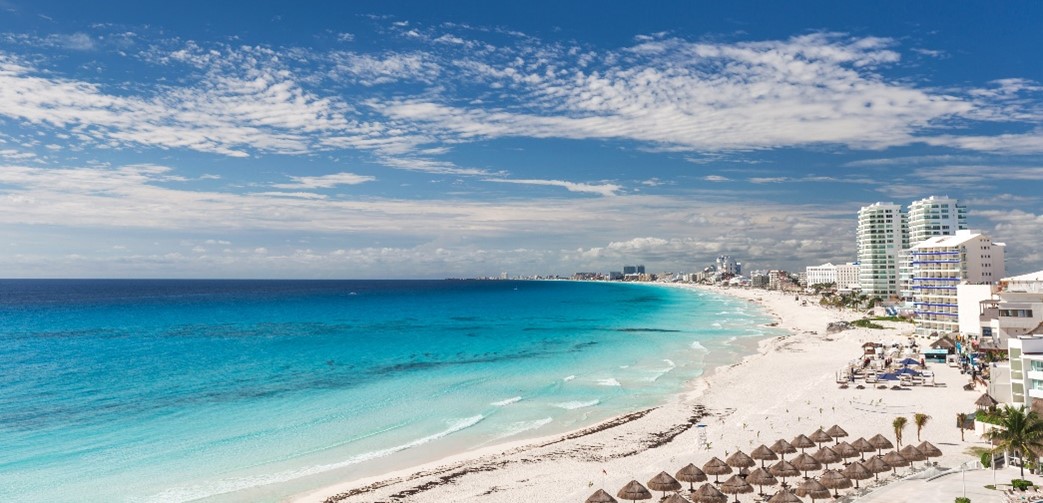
(0, 279), (774, 502)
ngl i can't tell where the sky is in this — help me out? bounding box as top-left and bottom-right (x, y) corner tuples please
(0, 0), (1041, 279)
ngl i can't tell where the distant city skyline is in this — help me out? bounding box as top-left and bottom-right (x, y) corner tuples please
(0, 1), (1041, 278)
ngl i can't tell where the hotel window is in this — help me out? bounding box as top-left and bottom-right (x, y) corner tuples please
(1031, 360), (1043, 372)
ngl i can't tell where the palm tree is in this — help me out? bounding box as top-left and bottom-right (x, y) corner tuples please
(893, 416), (908, 448)
(983, 405), (1043, 478)
(914, 413), (931, 442)
(957, 413), (967, 442)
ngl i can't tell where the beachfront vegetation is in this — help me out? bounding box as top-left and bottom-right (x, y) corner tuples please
(893, 416), (908, 448)
(852, 318), (886, 329)
(982, 405), (1043, 478)
(955, 497), (971, 503)
(976, 410), (1002, 425)
(872, 315), (914, 323)
(1012, 478), (1033, 491)
(914, 412), (931, 442)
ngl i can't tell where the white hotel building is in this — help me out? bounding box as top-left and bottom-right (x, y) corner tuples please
(857, 202), (907, 297)
(805, 262), (860, 291)
(900, 196), (968, 299)
(911, 230), (1004, 337)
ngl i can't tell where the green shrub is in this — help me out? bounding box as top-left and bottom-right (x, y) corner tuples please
(1012, 478), (1032, 491)
(852, 318), (886, 329)
(955, 497), (971, 503)
(980, 451), (992, 468)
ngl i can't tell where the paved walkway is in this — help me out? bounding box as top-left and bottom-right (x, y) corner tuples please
(855, 466), (1043, 503)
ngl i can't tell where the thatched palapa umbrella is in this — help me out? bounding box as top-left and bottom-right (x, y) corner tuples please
(867, 433), (894, 455)
(771, 439), (797, 460)
(809, 428), (833, 447)
(826, 424), (849, 444)
(790, 452), (822, 478)
(795, 478), (831, 502)
(766, 488), (802, 503)
(975, 393), (999, 411)
(900, 444), (928, 468)
(703, 457), (732, 484)
(818, 469), (853, 498)
(834, 441), (859, 463)
(719, 474), (753, 503)
(647, 471), (682, 499)
(745, 467), (778, 497)
(768, 460), (800, 487)
(617, 480), (653, 503)
(662, 494), (688, 503)
(585, 489), (619, 503)
(792, 434), (816, 453)
(851, 437), (876, 460)
(751, 444), (779, 467)
(676, 463), (708, 490)
(726, 450), (756, 478)
(865, 455), (891, 481)
(842, 460), (873, 489)
(882, 451), (910, 475)
(811, 446), (841, 469)
(916, 441), (943, 459)
(690, 482), (727, 503)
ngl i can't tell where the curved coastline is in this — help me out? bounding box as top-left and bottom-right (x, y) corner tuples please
(289, 283), (802, 503)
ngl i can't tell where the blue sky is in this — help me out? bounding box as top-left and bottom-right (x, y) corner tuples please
(0, 1), (1040, 278)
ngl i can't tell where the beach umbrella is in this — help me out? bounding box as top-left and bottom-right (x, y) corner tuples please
(899, 357), (920, 366)
(794, 478), (830, 502)
(851, 437), (876, 460)
(867, 434), (894, 455)
(703, 457), (733, 484)
(900, 444), (928, 467)
(766, 488), (802, 503)
(770, 439), (797, 460)
(745, 467), (778, 497)
(825, 424), (848, 444)
(916, 441), (943, 459)
(647, 471), (682, 498)
(811, 446), (841, 469)
(751, 444), (779, 467)
(882, 451), (910, 475)
(833, 441), (859, 463)
(818, 469), (852, 498)
(768, 460), (800, 487)
(617, 480), (653, 503)
(690, 482), (727, 503)
(719, 474), (754, 503)
(790, 453), (822, 478)
(676, 463), (708, 490)
(791, 434), (815, 453)
(865, 455), (891, 481)
(586, 489), (619, 503)
(842, 460), (873, 489)
(662, 494), (688, 503)
(809, 428), (832, 447)
(726, 450), (756, 471)
(975, 393), (999, 411)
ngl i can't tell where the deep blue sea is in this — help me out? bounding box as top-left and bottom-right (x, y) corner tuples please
(0, 280), (773, 502)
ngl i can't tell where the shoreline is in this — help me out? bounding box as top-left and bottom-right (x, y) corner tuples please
(293, 283), (977, 503)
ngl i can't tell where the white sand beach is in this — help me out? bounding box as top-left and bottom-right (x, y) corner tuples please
(293, 285), (984, 503)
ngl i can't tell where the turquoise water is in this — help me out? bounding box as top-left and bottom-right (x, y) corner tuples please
(0, 280), (773, 502)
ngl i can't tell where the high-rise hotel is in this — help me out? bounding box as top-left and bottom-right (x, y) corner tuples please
(900, 196), (968, 298)
(856, 202), (907, 297)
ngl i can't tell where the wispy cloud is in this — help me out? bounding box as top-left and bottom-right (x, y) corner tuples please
(483, 178), (622, 196)
(272, 172), (375, 189)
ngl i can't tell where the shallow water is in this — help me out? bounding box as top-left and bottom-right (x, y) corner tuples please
(0, 279), (775, 502)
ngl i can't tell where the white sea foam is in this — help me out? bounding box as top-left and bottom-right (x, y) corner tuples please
(597, 378), (621, 387)
(554, 399), (600, 410)
(491, 396), (522, 406)
(711, 322), (722, 328)
(690, 341), (709, 352)
(562, 375), (576, 382)
(494, 417), (553, 439)
(646, 359), (677, 382)
(145, 415), (486, 503)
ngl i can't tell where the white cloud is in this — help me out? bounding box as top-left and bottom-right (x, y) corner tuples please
(272, 172), (376, 189)
(704, 175), (731, 182)
(483, 178), (621, 196)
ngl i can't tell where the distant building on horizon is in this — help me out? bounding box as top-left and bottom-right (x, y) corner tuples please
(857, 202), (907, 298)
(805, 262), (860, 291)
(716, 255), (741, 276)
